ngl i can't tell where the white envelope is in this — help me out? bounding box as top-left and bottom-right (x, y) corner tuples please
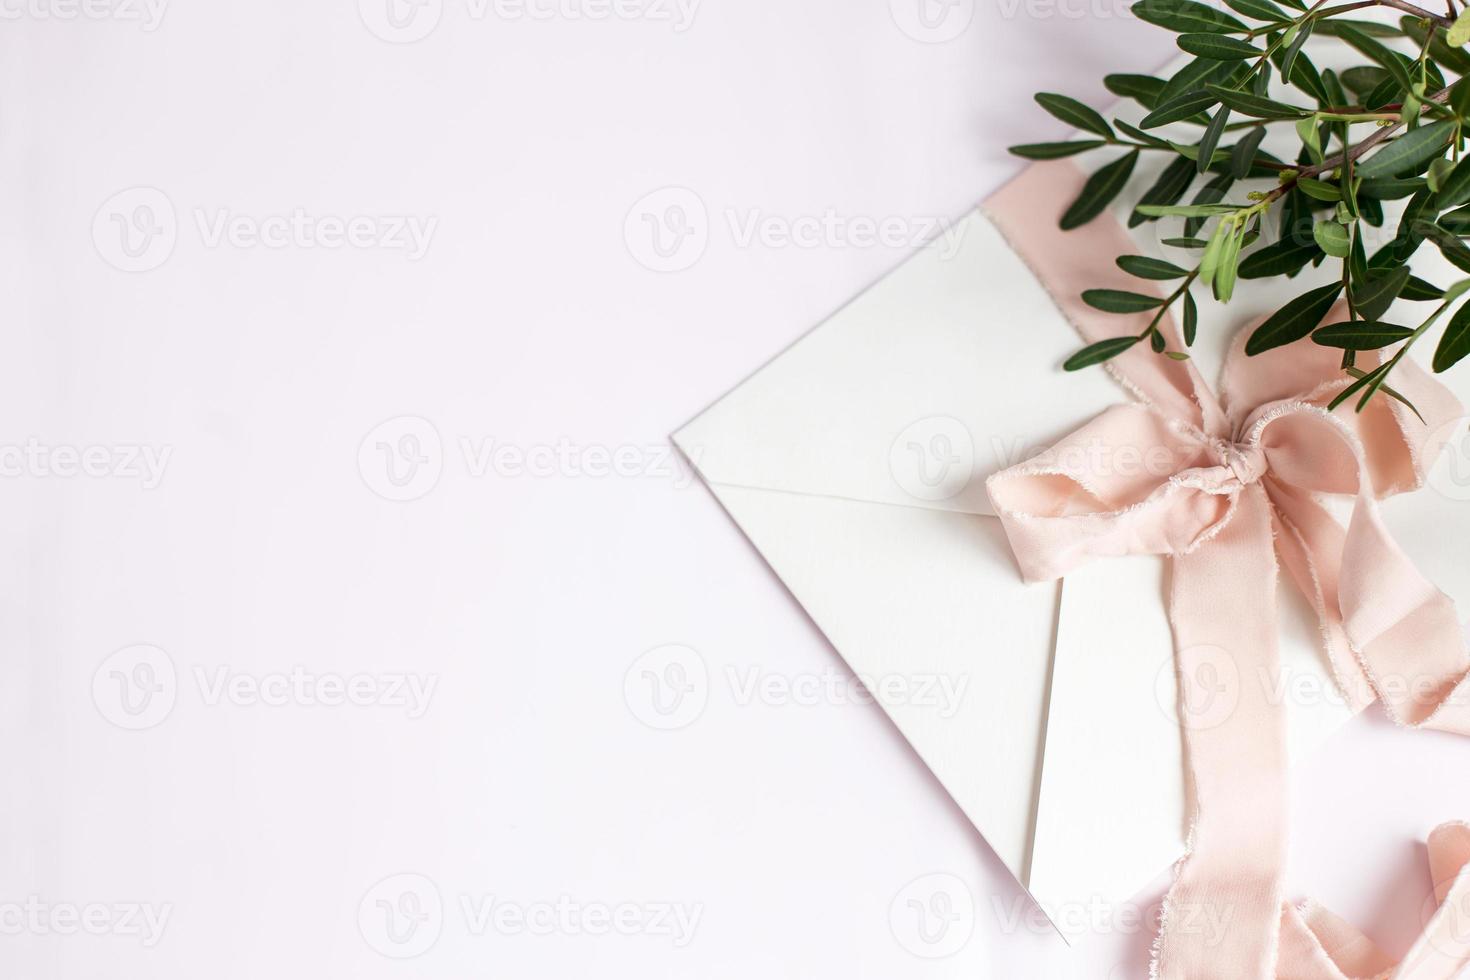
(674, 47), (1470, 927)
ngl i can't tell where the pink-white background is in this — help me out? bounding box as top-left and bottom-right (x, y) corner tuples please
(2, 1), (1468, 977)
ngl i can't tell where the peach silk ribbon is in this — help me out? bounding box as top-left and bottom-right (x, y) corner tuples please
(984, 161), (1470, 979)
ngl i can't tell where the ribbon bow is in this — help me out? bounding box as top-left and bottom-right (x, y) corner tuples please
(985, 161), (1470, 979)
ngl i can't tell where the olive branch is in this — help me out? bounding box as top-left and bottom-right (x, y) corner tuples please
(1013, 0), (1470, 415)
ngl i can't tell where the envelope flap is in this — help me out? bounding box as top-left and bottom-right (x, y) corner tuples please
(701, 483), (1061, 884)
(675, 211), (1121, 516)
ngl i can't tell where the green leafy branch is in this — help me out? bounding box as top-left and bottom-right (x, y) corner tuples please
(1011, 0), (1470, 414)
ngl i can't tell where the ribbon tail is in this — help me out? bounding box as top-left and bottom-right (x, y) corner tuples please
(1267, 483), (1377, 714)
(1278, 901), (1393, 980)
(1389, 822), (1470, 979)
(1339, 493), (1470, 733)
(1156, 484), (1287, 980)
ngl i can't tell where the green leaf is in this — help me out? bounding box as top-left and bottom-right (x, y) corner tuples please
(1360, 194), (1385, 227)
(1186, 172), (1234, 235)
(1401, 16), (1470, 77)
(1341, 173), (1361, 223)
(1166, 351), (1193, 360)
(1245, 283), (1345, 355)
(1341, 66), (1389, 97)
(1132, 0), (1249, 34)
(1141, 89), (1222, 128)
(1131, 154), (1198, 227)
(1313, 18), (1403, 39)
(1328, 362), (1389, 412)
(1064, 336), (1142, 371)
(1164, 237), (1211, 248)
(1230, 127), (1268, 179)
(1036, 93), (1115, 139)
(1364, 74), (1405, 111)
(1159, 55), (1229, 105)
(1136, 203), (1240, 218)
(1183, 290), (1199, 345)
(1425, 59), (1449, 94)
(1312, 320), (1414, 349)
(1178, 33), (1264, 60)
(1280, 16), (1314, 81)
(1401, 275), (1447, 301)
(1297, 177), (1342, 202)
(1280, 185), (1311, 241)
(1399, 14), (1470, 69)
(1388, 188), (1439, 264)
(1105, 74), (1167, 109)
(1199, 220), (1231, 288)
(1198, 104), (1231, 175)
(1450, 6), (1470, 47)
(1158, 56), (1217, 103)
(1414, 220), (1470, 274)
(1165, 140), (1229, 165)
(1359, 177), (1425, 200)
(1009, 140), (1107, 160)
(1355, 120), (1457, 180)
(1224, 0), (1286, 20)
(1453, 77), (1470, 123)
(1296, 115), (1323, 164)
(1215, 225), (1243, 301)
(1349, 225), (1369, 285)
(1204, 84), (1309, 119)
(1442, 204), (1470, 233)
(1437, 157), (1470, 208)
(1324, 62), (1349, 102)
(1276, 44), (1329, 105)
(1335, 23), (1418, 92)
(1355, 370), (1391, 413)
(1114, 120), (1174, 148)
(1239, 237), (1319, 279)
(1082, 289), (1167, 313)
(1061, 150), (1140, 230)
(1353, 264), (1411, 320)
(1434, 302), (1470, 372)
(1429, 158), (1455, 195)
(1432, 39), (1470, 80)
(1343, 366), (1424, 420)
(1314, 220), (1351, 258)
(1117, 255), (1189, 280)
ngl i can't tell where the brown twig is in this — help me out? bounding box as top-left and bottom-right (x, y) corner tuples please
(1257, 86), (1455, 207)
(1370, 0), (1456, 25)
(1313, 0), (1447, 22)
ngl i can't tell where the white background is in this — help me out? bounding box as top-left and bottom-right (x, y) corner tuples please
(3, 0), (1470, 977)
